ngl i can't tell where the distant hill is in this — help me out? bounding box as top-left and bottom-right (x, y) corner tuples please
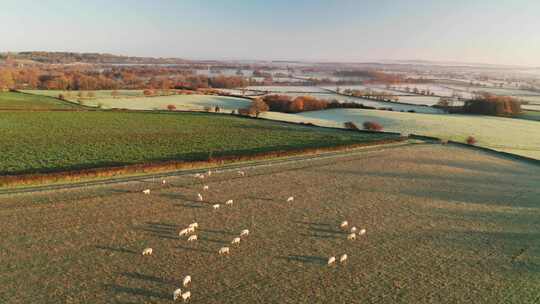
(0, 51), (187, 65)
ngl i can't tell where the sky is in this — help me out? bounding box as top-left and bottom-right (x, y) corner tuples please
(1, 0), (539, 66)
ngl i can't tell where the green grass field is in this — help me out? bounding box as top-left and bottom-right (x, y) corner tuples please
(0, 91), (80, 110)
(518, 110), (540, 122)
(0, 111), (395, 175)
(22, 90), (251, 111)
(1, 144), (539, 303)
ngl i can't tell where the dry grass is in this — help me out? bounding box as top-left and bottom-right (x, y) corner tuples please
(1, 144), (539, 303)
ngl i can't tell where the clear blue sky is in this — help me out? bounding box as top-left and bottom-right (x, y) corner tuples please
(1, 0), (539, 66)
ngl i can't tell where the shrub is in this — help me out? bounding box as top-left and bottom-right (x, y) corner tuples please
(167, 104), (176, 111)
(143, 89), (154, 96)
(58, 94), (65, 100)
(466, 136), (477, 145)
(363, 121), (383, 131)
(344, 121), (359, 130)
(214, 106), (221, 112)
(203, 106), (212, 112)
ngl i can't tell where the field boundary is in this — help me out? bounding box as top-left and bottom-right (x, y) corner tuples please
(0, 139), (412, 194)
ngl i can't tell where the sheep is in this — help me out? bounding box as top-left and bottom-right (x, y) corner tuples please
(203, 185), (209, 191)
(328, 256), (336, 266)
(340, 221), (349, 229)
(173, 288), (182, 301)
(187, 235), (198, 242)
(179, 229), (190, 237)
(188, 222), (198, 229)
(219, 247), (230, 255)
(142, 189), (151, 195)
(238, 171), (245, 176)
(186, 227), (195, 234)
(351, 227), (357, 233)
(194, 173), (202, 178)
(225, 199), (233, 206)
(181, 291), (191, 302)
(231, 237), (241, 245)
(142, 248), (153, 256)
(183, 275), (191, 287)
(287, 196), (294, 202)
(197, 193), (203, 202)
(347, 233), (357, 240)
(340, 254), (348, 263)
(207, 170), (212, 176)
(359, 228), (367, 236)
(212, 204), (220, 210)
(162, 180), (167, 184)
(240, 229), (249, 237)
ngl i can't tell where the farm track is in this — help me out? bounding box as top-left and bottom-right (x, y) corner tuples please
(0, 140), (415, 196)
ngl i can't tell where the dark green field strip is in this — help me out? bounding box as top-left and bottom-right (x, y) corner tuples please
(0, 91), (80, 110)
(0, 111), (395, 175)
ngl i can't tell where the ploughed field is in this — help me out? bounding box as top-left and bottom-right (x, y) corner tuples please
(1, 144), (539, 303)
(0, 111), (394, 175)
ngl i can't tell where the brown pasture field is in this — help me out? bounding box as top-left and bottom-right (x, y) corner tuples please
(1, 144), (539, 303)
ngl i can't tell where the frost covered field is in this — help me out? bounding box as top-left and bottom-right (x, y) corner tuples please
(273, 109), (540, 159)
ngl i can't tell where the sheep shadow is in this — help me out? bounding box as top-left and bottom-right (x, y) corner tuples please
(199, 228), (237, 236)
(135, 222), (181, 239)
(176, 245), (214, 254)
(95, 245), (137, 255)
(119, 272), (174, 285)
(298, 233), (342, 240)
(105, 284), (169, 300)
(309, 227), (346, 235)
(199, 236), (229, 244)
(276, 255), (328, 265)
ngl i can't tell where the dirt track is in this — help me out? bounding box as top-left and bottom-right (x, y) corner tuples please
(1, 144), (539, 303)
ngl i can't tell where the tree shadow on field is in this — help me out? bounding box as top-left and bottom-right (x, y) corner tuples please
(160, 193), (214, 206)
(276, 255), (328, 265)
(95, 245), (137, 255)
(294, 220), (332, 227)
(105, 284), (169, 300)
(199, 236), (229, 244)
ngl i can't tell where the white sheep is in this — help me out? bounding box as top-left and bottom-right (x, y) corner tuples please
(350, 227), (357, 233)
(328, 256), (336, 265)
(207, 170), (212, 176)
(142, 189), (151, 195)
(187, 235), (198, 242)
(183, 275), (191, 287)
(173, 288), (182, 301)
(179, 229), (190, 237)
(197, 193), (203, 201)
(194, 173), (202, 178)
(231, 237), (241, 245)
(181, 291), (191, 302)
(347, 233), (357, 240)
(340, 254), (348, 263)
(238, 171), (245, 176)
(240, 229), (249, 237)
(225, 199), (233, 206)
(219, 247), (230, 255)
(188, 222), (198, 229)
(142, 248), (153, 256)
(212, 204), (220, 210)
(340, 221), (349, 229)
(203, 185), (209, 191)
(162, 180), (167, 184)
(287, 196), (294, 202)
(359, 228), (367, 236)
(186, 227), (195, 234)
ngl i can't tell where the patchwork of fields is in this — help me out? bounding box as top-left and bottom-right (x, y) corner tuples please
(1, 144), (539, 303)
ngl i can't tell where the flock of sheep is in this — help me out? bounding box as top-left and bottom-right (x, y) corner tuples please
(139, 168), (367, 302)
